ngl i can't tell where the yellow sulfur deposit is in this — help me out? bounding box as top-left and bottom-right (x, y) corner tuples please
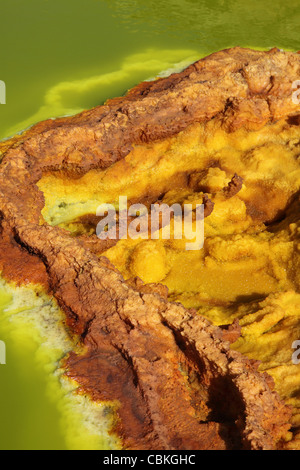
(37, 115), (300, 446)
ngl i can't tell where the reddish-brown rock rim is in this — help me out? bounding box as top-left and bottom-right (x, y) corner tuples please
(1, 46), (300, 449)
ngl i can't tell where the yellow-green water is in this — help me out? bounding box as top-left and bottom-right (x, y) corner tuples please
(1, 0), (300, 450)
(0, 281), (119, 450)
(0, 289), (68, 449)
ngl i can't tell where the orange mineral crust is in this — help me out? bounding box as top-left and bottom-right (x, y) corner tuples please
(0, 220), (49, 289)
(1, 47), (300, 449)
